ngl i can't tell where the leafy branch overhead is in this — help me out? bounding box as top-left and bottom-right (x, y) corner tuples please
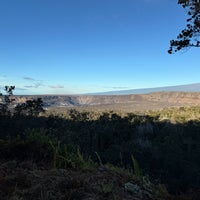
(169, 0), (200, 53)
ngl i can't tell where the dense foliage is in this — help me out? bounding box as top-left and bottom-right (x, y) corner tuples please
(0, 86), (15, 115)
(1, 107), (200, 194)
(0, 86), (44, 116)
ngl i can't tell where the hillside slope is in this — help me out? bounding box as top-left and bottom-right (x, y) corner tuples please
(9, 92), (200, 111)
(97, 83), (200, 95)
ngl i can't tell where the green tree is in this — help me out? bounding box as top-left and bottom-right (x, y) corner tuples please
(14, 98), (45, 116)
(0, 85), (45, 116)
(169, 0), (200, 53)
(0, 86), (15, 115)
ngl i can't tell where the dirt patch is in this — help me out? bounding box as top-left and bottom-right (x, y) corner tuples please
(0, 160), (163, 200)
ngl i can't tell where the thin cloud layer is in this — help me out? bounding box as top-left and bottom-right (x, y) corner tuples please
(111, 87), (130, 89)
(0, 75), (7, 80)
(23, 76), (44, 90)
(102, 86), (130, 90)
(23, 76), (36, 81)
(49, 85), (65, 89)
(24, 82), (43, 89)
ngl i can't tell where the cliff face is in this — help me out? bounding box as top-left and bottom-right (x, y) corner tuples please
(4, 92), (200, 111)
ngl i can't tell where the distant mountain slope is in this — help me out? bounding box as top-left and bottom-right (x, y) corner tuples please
(96, 83), (200, 95)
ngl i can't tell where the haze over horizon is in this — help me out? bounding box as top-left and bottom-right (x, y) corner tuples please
(1, 0), (200, 95)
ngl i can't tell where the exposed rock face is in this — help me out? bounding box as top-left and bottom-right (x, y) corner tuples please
(7, 92), (200, 111)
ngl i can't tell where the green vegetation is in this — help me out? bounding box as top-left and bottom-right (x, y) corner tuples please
(131, 155), (142, 179)
(1, 107), (200, 194)
(0, 86), (44, 117)
(2, 87), (200, 198)
(169, 0), (200, 53)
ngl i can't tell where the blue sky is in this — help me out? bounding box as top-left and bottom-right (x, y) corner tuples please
(0, 0), (199, 95)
